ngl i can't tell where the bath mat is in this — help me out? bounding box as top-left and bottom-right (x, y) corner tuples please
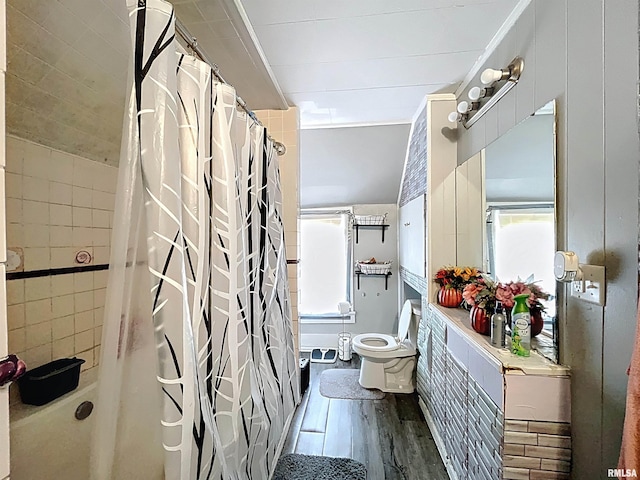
(319, 369), (386, 400)
(273, 453), (366, 480)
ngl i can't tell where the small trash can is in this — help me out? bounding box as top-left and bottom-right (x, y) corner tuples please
(338, 332), (352, 361)
(299, 358), (310, 396)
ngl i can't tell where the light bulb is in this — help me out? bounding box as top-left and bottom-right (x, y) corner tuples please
(468, 86), (481, 101)
(481, 68), (504, 85)
(457, 101), (469, 114)
(448, 111), (459, 123)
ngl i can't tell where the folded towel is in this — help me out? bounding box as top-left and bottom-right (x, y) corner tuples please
(618, 295), (640, 472)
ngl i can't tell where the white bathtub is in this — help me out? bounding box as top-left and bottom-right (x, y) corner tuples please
(9, 369), (98, 480)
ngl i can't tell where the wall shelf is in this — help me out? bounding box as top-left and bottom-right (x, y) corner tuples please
(353, 224), (389, 243)
(355, 272), (392, 290)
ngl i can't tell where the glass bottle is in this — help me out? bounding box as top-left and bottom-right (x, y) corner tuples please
(491, 302), (506, 348)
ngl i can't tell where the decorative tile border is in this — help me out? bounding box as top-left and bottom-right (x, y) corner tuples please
(399, 104), (427, 207)
(399, 266), (427, 295)
(503, 419), (571, 479)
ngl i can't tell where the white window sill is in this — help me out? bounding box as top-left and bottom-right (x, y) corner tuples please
(299, 313), (356, 324)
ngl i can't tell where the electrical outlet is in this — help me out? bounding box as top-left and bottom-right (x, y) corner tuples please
(570, 264), (605, 306)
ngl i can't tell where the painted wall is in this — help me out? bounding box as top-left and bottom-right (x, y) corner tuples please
(455, 1), (639, 477)
(254, 107), (300, 351)
(300, 204), (399, 346)
(0, 1), (8, 476)
(4, 136), (117, 399)
(300, 125), (411, 208)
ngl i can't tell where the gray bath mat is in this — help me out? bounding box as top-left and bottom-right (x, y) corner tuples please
(319, 369), (386, 400)
(273, 453), (366, 480)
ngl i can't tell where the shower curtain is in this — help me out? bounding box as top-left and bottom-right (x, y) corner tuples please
(92, 1), (299, 478)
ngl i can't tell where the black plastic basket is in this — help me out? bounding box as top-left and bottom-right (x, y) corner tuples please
(18, 357), (85, 406)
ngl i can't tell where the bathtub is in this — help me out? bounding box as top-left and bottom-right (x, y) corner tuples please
(9, 368), (98, 480)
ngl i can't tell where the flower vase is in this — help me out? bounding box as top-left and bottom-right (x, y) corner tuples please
(530, 308), (544, 337)
(470, 306), (491, 335)
(437, 287), (463, 308)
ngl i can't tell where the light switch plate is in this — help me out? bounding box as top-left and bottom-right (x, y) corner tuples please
(571, 264), (605, 306)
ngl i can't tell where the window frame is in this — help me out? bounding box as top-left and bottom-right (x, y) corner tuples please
(298, 208), (354, 324)
(485, 202), (556, 338)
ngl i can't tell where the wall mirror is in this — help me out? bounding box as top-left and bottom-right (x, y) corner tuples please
(456, 99), (558, 362)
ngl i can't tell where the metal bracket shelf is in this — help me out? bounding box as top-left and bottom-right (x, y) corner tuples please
(355, 272), (392, 290)
(353, 224), (389, 243)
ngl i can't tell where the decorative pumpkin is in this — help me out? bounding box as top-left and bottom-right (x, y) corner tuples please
(470, 306), (491, 335)
(530, 308), (545, 337)
(437, 287), (463, 308)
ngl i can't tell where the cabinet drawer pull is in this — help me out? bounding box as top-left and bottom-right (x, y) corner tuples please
(404, 222), (410, 226)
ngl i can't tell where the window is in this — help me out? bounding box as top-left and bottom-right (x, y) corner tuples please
(299, 211), (352, 320)
(487, 205), (556, 323)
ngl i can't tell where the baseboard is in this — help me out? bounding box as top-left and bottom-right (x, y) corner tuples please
(418, 397), (457, 480)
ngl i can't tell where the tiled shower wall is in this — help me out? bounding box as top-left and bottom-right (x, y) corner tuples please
(5, 135), (117, 379)
(254, 107), (299, 352)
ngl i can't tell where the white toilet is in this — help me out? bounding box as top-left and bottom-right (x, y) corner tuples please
(352, 299), (420, 393)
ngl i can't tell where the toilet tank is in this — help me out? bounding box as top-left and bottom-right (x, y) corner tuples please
(407, 299), (422, 346)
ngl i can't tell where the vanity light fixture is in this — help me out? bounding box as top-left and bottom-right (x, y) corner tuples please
(448, 56), (524, 128)
(447, 100), (481, 123)
(468, 86), (495, 101)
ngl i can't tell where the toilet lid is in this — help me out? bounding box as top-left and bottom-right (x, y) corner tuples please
(397, 300), (413, 342)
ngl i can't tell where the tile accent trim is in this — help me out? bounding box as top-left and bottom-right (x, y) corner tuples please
(7, 263), (109, 280)
(504, 419), (572, 478)
(399, 266), (427, 295)
(399, 104), (427, 207)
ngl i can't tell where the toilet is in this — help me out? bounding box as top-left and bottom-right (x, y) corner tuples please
(352, 299), (420, 393)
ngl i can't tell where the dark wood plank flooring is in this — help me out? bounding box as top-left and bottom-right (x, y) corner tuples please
(283, 355), (448, 480)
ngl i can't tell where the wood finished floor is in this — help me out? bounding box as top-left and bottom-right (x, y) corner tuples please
(283, 355), (448, 480)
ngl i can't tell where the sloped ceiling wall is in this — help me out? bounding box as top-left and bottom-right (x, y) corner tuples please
(5, 0), (286, 165)
(6, 0), (130, 165)
(300, 124), (411, 208)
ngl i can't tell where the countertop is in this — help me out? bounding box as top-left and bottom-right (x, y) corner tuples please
(431, 304), (570, 377)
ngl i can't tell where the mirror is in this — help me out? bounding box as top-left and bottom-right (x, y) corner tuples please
(456, 100), (557, 361)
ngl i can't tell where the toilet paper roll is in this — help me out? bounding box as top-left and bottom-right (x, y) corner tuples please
(338, 301), (351, 314)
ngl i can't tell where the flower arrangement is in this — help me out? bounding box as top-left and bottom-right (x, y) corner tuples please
(463, 274), (551, 313)
(462, 274), (498, 311)
(495, 277), (551, 312)
(433, 266), (481, 291)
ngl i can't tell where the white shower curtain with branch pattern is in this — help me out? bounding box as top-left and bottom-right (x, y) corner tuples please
(92, 1), (299, 478)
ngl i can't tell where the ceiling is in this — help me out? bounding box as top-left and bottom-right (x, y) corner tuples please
(5, 0), (522, 206)
(239, 0), (519, 128)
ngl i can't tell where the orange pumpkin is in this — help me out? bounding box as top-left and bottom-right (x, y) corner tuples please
(530, 308), (544, 337)
(470, 306), (490, 335)
(437, 287), (463, 308)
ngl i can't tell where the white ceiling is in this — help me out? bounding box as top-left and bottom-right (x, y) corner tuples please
(239, 0), (519, 127)
(170, 0), (287, 109)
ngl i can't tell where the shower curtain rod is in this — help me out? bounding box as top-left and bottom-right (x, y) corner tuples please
(175, 19), (287, 156)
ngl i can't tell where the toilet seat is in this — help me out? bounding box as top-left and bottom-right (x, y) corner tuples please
(352, 333), (399, 352)
(352, 300), (414, 354)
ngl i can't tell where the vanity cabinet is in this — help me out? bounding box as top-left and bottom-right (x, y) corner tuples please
(397, 94), (457, 302)
(417, 304), (571, 480)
